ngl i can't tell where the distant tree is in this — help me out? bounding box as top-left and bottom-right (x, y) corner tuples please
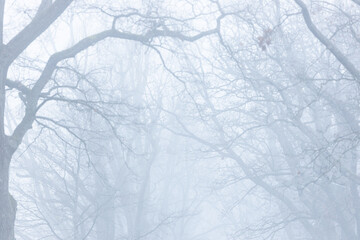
(163, 0), (360, 239)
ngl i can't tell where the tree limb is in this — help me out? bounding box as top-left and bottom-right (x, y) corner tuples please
(294, 0), (360, 81)
(5, 79), (31, 95)
(9, 18), (222, 154)
(4, 0), (73, 65)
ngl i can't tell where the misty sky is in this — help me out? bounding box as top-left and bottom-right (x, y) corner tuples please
(0, 0), (359, 240)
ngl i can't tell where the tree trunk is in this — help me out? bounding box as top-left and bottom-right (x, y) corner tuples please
(0, 151), (16, 240)
(0, 55), (16, 239)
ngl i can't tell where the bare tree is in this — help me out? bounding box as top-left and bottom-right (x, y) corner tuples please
(0, 0), (224, 239)
(161, 0), (360, 239)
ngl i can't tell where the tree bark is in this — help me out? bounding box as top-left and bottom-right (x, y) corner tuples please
(0, 153), (17, 240)
(0, 53), (16, 239)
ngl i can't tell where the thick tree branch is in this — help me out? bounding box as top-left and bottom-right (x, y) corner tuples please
(4, 0), (73, 65)
(5, 79), (31, 95)
(9, 19), (221, 154)
(294, 0), (360, 81)
(0, 0), (5, 149)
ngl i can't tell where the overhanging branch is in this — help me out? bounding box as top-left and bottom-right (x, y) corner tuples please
(5, 79), (31, 95)
(9, 16), (222, 154)
(5, 0), (73, 64)
(294, 0), (360, 81)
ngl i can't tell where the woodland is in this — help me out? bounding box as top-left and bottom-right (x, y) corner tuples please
(0, 0), (360, 239)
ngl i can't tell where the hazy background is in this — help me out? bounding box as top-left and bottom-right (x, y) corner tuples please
(1, 0), (360, 239)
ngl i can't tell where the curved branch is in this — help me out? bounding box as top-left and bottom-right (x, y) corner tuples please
(4, 0), (73, 65)
(294, 0), (360, 81)
(9, 19), (222, 154)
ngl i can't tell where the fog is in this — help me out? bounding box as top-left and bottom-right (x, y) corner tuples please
(0, 0), (359, 239)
